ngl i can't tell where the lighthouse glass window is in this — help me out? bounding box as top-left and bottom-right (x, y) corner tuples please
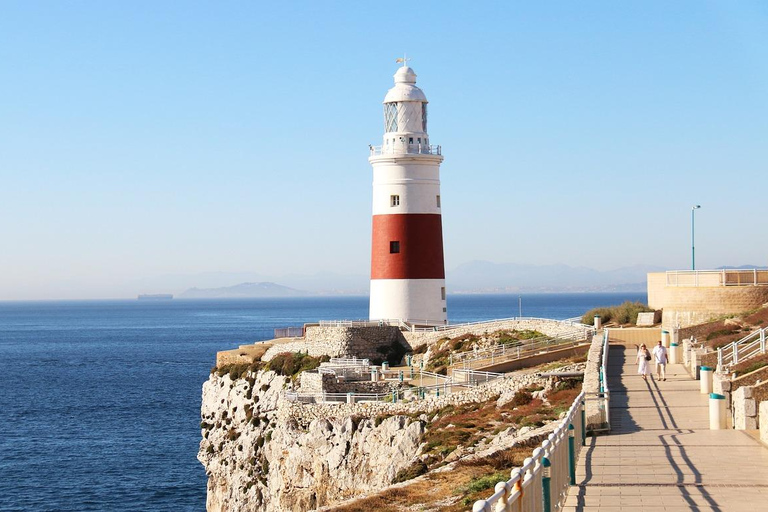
(422, 104), (427, 132)
(384, 104), (398, 133)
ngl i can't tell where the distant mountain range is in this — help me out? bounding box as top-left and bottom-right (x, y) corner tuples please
(179, 282), (308, 299)
(142, 262), (767, 298)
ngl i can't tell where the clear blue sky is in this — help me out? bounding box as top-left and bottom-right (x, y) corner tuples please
(1, 2), (767, 299)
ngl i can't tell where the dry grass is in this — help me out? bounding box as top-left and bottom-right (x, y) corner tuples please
(328, 445), (535, 512)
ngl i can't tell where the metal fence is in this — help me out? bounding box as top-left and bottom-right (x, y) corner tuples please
(717, 326), (768, 371)
(453, 336), (586, 371)
(472, 391), (586, 512)
(274, 327), (303, 338)
(666, 269), (768, 287)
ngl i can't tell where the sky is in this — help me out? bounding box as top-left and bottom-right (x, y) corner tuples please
(1, 2), (767, 300)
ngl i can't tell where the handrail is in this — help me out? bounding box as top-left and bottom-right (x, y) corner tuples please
(666, 269), (768, 287)
(369, 143), (442, 156)
(453, 336), (585, 371)
(473, 391), (586, 512)
(717, 326), (768, 371)
(601, 329), (611, 430)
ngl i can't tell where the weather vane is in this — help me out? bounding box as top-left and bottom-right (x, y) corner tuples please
(395, 54), (410, 67)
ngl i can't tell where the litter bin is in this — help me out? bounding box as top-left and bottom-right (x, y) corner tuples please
(709, 393), (726, 430)
(669, 342), (679, 364)
(700, 366), (714, 394)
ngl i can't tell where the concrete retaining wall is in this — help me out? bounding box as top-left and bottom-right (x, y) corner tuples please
(647, 272), (768, 330)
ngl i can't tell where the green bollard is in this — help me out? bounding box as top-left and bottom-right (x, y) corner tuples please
(542, 457), (552, 512)
(436, 388), (440, 397)
(399, 370), (403, 382)
(568, 424), (576, 485)
(392, 390), (397, 403)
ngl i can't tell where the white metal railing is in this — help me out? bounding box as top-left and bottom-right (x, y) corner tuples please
(369, 143), (442, 156)
(414, 317), (594, 335)
(472, 391), (586, 512)
(666, 269), (768, 287)
(284, 381), (473, 405)
(453, 336), (586, 371)
(452, 369), (505, 385)
(327, 357), (369, 366)
(600, 329), (611, 430)
(717, 326), (768, 371)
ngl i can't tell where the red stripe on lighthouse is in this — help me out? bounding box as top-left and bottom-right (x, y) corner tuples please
(371, 214), (445, 280)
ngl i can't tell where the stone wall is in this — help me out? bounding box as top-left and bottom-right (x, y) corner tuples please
(278, 372), (548, 428)
(584, 331), (606, 430)
(262, 325), (407, 363)
(732, 386), (758, 430)
(647, 272), (768, 330)
(760, 402), (768, 446)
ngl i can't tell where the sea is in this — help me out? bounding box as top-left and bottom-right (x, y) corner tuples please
(0, 292), (644, 511)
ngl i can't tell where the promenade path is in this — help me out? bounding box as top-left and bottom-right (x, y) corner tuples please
(564, 343), (768, 512)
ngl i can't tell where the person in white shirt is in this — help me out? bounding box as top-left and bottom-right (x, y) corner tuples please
(652, 340), (668, 381)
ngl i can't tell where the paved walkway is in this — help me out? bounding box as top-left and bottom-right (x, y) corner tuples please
(564, 344), (768, 511)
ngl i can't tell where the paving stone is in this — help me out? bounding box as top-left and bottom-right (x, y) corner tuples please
(565, 342), (768, 511)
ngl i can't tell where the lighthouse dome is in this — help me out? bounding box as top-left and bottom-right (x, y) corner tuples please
(384, 66), (427, 103)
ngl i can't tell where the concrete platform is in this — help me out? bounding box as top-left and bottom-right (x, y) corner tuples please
(564, 344), (768, 512)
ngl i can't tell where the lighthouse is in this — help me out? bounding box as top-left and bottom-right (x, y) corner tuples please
(368, 64), (447, 326)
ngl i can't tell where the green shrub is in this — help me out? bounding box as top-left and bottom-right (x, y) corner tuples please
(511, 389), (533, 407)
(392, 460), (428, 483)
(266, 352), (330, 378)
(581, 301), (654, 325)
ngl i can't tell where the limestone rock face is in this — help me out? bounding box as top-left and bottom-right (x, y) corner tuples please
(198, 370), (423, 512)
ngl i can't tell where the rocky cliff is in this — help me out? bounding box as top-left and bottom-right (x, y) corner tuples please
(198, 370), (424, 512)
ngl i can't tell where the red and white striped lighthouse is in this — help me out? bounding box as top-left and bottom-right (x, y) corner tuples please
(368, 64), (447, 326)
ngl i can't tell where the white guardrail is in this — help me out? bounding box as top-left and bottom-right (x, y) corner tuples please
(717, 326), (768, 371)
(666, 269), (768, 287)
(472, 391), (586, 512)
(472, 330), (611, 511)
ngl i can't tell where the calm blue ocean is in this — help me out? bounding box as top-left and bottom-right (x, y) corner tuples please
(0, 293), (644, 511)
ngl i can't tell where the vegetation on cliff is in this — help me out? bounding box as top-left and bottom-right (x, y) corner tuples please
(424, 329), (545, 374)
(581, 301), (654, 326)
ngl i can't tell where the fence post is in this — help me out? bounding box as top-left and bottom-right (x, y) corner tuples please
(568, 424), (576, 485)
(761, 329), (766, 354)
(542, 457), (552, 512)
(581, 400), (586, 444)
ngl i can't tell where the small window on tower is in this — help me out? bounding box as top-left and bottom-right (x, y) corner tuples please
(436, 195), (441, 208)
(390, 195), (400, 207)
(441, 287), (446, 300)
(390, 241), (400, 254)
(408, 137), (413, 144)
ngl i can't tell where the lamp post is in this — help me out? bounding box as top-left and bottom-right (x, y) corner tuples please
(691, 205), (701, 270)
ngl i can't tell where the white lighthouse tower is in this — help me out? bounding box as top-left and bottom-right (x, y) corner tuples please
(368, 63), (447, 326)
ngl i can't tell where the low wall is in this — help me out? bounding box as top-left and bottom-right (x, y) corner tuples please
(648, 272), (768, 330)
(279, 372), (547, 428)
(605, 328), (660, 346)
(584, 331), (606, 430)
(761, 402), (768, 446)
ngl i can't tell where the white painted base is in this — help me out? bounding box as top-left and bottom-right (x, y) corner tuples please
(370, 279), (447, 326)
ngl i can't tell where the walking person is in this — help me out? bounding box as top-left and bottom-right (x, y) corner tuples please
(636, 344), (651, 381)
(653, 340), (668, 381)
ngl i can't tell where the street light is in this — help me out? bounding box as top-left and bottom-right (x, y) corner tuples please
(691, 205), (701, 270)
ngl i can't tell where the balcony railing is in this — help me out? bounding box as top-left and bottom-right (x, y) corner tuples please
(665, 269), (768, 287)
(369, 143), (441, 156)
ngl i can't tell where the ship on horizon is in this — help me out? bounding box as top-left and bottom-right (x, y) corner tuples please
(137, 294), (173, 300)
